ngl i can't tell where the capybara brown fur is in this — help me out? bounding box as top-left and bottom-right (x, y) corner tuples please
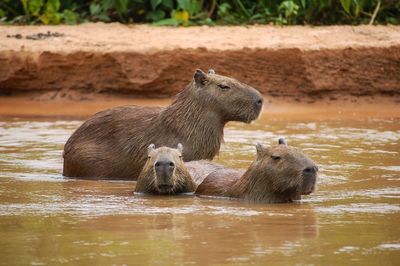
(187, 138), (318, 203)
(135, 144), (196, 195)
(63, 69), (263, 180)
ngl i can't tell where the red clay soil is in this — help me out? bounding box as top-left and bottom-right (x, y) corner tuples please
(0, 23), (399, 100)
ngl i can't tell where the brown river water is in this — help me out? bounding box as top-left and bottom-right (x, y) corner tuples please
(0, 111), (399, 265)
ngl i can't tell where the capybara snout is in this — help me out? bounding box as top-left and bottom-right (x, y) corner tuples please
(302, 165), (318, 195)
(249, 92), (264, 121)
(253, 97), (263, 120)
(243, 89), (263, 122)
(254, 97), (263, 109)
(154, 157), (176, 190)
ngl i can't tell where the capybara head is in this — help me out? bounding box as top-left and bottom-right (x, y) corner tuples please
(247, 138), (318, 202)
(191, 69), (263, 123)
(135, 144), (196, 195)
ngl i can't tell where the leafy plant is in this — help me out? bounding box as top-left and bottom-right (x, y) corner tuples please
(0, 0), (398, 25)
(19, 0), (62, 24)
(279, 0), (300, 24)
(340, 0), (385, 24)
(155, 0), (213, 26)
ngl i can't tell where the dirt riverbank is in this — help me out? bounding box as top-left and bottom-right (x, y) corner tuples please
(0, 95), (398, 120)
(0, 23), (399, 100)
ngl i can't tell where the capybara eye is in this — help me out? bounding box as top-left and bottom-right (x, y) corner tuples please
(271, 155), (281, 161)
(218, 84), (230, 91)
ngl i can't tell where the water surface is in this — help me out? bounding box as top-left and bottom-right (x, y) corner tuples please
(0, 114), (399, 265)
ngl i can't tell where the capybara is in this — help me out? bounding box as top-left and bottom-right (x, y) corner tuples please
(187, 138), (318, 203)
(63, 69), (263, 180)
(135, 144), (196, 195)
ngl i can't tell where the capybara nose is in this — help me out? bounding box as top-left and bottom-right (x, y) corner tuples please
(155, 159), (175, 189)
(302, 166), (317, 195)
(254, 97), (263, 109)
(155, 159), (175, 181)
(303, 166), (318, 174)
(155, 160), (175, 169)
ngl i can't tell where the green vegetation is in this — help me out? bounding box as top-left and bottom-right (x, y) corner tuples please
(0, 0), (398, 25)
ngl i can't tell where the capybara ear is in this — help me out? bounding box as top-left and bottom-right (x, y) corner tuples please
(194, 69), (207, 86)
(278, 138), (287, 145)
(147, 144), (156, 154)
(177, 143), (183, 153)
(256, 143), (267, 160)
(207, 69), (215, 74)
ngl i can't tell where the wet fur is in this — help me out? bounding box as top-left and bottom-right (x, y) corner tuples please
(63, 70), (262, 180)
(188, 144), (318, 203)
(135, 147), (196, 195)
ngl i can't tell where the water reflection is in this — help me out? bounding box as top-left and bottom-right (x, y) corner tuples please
(0, 115), (399, 264)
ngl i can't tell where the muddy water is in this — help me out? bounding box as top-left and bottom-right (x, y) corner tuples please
(0, 113), (399, 265)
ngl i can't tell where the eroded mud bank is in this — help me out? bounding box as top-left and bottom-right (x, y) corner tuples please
(0, 24), (399, 99)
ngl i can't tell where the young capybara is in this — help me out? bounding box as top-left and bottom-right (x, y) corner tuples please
(135, 144), (197, 195)
(63, 69), (263, 180)
(187, 138), (318, 203)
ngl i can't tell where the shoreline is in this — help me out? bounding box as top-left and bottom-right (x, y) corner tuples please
(0, 95), (398, 120)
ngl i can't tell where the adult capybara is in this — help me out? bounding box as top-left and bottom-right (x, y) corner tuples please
(63, 69), (263, 180)
(135, 144), (196, 195)
(187, 138), (318, 203)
